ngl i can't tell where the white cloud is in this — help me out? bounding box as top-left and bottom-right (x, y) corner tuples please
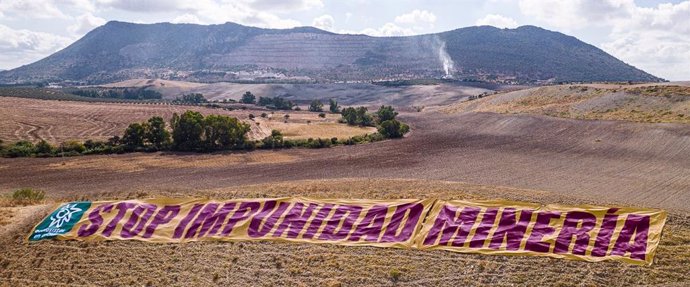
(172, 14), (203, 24)
(68, 13), (107, 35)
(394, 9), (436, 26)
(312, 14), (334, 31)
(0, 0), (70, 19)
(247, 0), (323, 11)
(475, 14), (518, 29)
(354, 9), (436, 36)
(360, 23), (415, 37)
(0, 24), (73, 69)
(603, 1), (690, 80)
(518, 0), (633, 30)
(94, 0), (197, 12)
(96, 0), (302, 28)
(518, 0), (690, 80)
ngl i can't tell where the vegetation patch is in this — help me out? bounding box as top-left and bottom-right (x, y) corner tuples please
(0, 105), (409, 158)
(67, 87), (162, 100)
(9, 188), (45, 205)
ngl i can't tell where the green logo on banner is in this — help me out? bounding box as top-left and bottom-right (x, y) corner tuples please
(30, 202), (91, 241)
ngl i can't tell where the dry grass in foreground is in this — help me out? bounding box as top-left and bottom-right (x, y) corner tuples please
(0, 179), (688, 286)
(43, 152), (296, 173)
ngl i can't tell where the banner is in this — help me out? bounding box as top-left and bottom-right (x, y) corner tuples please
(415, 200), (666, 266)
(28, 198), (666, 265)
(28, 198), (435, 248)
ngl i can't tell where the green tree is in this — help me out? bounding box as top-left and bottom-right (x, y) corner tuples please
(257, 96), (294, 110)
(60, 140), (86, 153)
(176, 93), (207, 104)
(35, 140), (54, 155)
(329, 98), (340, 113)
(122, 123), (146, 148)
(341, 107), (358, 125)
(202, 114), (251, 151)
(5, 141), (34, 157)
(145, 116), (171, 149)
(376, 105), (398, 122)
(171, 111), (204, 151)
(261, 129), (284, 149)
(355, 107), (374, 126)
(309, 99), (324, 112)
(377, 119), (410, 138)
(241, 91), (256, 104)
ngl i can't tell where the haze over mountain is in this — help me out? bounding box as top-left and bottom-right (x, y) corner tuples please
(0, 21), (662, 85)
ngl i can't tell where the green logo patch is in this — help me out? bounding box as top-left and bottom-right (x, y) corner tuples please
(29, 202), (91, 241)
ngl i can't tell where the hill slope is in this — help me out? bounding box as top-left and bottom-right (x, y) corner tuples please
(0, 21), (662, 84)
(445, 83), (690, 123)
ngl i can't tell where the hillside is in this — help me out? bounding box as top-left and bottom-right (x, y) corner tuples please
(0, 21), (662, 84)
(445, 83), (690, 123)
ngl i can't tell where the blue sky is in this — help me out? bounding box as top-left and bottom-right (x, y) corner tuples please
(1, 0), (688, 80)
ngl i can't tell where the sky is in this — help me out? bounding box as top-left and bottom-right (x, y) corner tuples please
(0, 0), (688, 80)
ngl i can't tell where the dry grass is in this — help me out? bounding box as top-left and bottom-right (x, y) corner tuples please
(44, 152), (296, 173)
(249, 111), (375, 140)
(445, 85), (690, 124)
(0, 179), (688, 286)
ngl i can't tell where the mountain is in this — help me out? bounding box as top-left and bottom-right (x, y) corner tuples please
(0, 21), (663, 84)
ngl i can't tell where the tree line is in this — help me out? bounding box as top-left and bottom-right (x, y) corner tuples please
(0, 105), (409, 158)
(0, 111), (251, 157)
(341, 105), (409, 138)
(69, 88), (163, 100)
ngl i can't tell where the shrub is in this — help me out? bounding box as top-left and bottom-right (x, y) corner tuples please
(389, 269), (402, 283)
(376, 105), (398, 122)
(4, 141), (35, 157)
(174, 93), (207, 104)
(258, 96), (294, 110)
(309, 99), (324, 112)
(11, 188), (45, 205)
(378, 120), (409, 139)
(260, 113), (268, 118)
(35, 140), (54, 156)
(329, 98), (340, 113)
(60, 140), (86, 154)
(341, 106), (374, 126)
(240, 91), (256, 104)
(318, 113), (326, 118)
(261, 130), (284, 149)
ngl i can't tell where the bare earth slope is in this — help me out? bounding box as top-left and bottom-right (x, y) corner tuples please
(101, 79), (495, 107)
(2, 111), (689, 212)
(0, 97), (374, 144)
(2, 84), (690, 286)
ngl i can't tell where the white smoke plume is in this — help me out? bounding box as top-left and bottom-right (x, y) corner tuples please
(437, 41), (454, 77)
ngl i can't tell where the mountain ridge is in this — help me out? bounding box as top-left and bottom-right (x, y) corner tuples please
(0, 21), (663, 84)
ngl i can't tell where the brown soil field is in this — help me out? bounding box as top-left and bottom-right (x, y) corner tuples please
(1, 179), (689, 286)
(2, 84), (690, 286)
(0, 97), (372, 144)
(101, 78), (494, 107)
(445, 85), (690, 123)
(3, 111), (688, 212)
